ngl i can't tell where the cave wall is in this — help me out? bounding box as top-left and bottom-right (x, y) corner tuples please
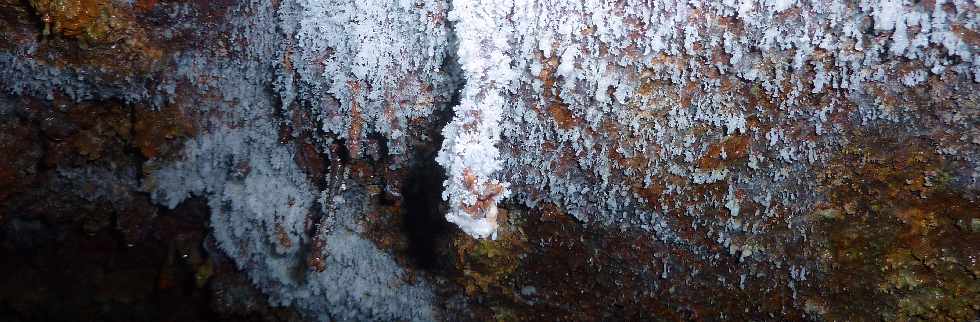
(1, 0), (978, 321)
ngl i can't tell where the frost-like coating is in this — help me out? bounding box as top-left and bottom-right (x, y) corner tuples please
(4, 0), (978, 318)
(142, 1), (438, 320)
(279, 0), (454, 158)
(435, 0), (516, 239)
(149, 127), (434, 321)
(443, 0), (979, 254)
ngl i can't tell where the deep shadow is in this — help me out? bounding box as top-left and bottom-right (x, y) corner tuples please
(399, 35), (462, 271)
(0, 196), (274, 322)
(400, 151), (453, 271)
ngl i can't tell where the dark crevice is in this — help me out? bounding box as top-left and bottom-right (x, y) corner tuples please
(334, 138), (352, 165)
(399, 29), (462, 271)
(400, 145), (453, 271)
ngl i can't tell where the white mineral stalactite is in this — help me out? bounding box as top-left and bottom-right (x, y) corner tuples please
(436, 0), (515, 239)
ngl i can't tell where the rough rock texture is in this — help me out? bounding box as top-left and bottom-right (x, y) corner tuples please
(1, 0), (978, 321)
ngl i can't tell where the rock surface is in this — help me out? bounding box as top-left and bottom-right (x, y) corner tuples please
(1, 0), (978, 321)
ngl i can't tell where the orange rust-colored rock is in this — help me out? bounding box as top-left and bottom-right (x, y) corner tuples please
(133, 104), (195, 160)
(696, 134), (751, 170)
(811, 132), (980, 321)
